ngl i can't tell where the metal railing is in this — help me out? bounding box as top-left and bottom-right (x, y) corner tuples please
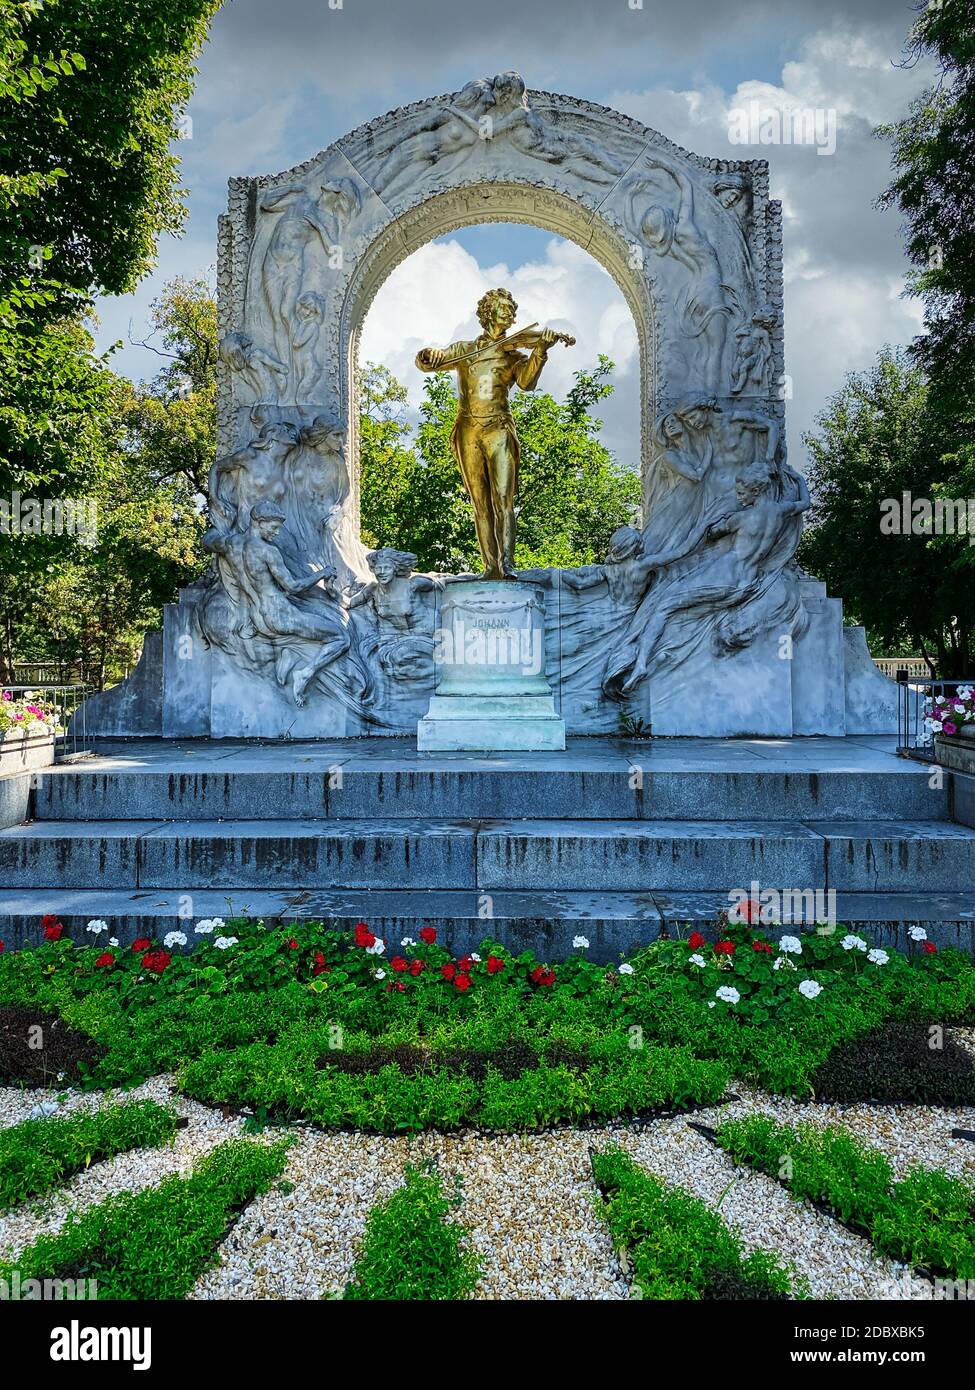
(1, 684), (95, 759)
(896, 675), (965, 756)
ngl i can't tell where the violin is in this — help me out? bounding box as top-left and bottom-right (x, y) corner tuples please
(502, 322), (576, 350)
(439, 322), (576, 368)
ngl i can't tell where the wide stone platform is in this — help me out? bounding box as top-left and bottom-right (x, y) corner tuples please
(3, 735), (975, 958)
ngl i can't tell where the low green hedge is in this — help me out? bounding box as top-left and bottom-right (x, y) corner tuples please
(0, 1099), (179, 1212)
(344, 1164), (480, 1300)
(714, 1114), (975, 1279)
(592, 1146), (802, 1300)
(1, 1138), (291, 1299)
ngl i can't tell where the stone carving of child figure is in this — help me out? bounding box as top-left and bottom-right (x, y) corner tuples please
(292, 292), (326, 401)
(561, 525), (656, 607)
(345, 548), (443, 633)
(345, 548), (444, 687)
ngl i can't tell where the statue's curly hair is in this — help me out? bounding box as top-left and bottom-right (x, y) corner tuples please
(476, 286), (517, 329)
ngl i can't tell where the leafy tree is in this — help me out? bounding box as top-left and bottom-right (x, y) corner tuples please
(124, 276), (218, 496)
(360, 357), (641, 571)
(798, 348), (974, 676)
(878, 0), (975, 430)
(0, 0), (221, 314)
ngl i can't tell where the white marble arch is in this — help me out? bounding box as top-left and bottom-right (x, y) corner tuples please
(216, 75), (783, 527)
(77, 75), (909, 740)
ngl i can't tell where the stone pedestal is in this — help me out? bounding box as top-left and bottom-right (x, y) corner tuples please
(418, 580), (565, 751)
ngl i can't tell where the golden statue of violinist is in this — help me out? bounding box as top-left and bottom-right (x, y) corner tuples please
(416, 287), (575, 579)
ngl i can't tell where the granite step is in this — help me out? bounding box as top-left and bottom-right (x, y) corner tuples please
(3, 816), (975, 893)
(30, 763), (950, 823)
(1, 887), (972, 960)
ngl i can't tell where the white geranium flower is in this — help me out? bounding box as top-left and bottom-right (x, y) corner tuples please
(366, 938), (385, 956)
(618, 963), (635, 976)
(867, 948), (889, 966)
(689, 953), (707, 968)
(929, 719), (943, 733)
(400, 937), (415, 948)
(778, 936), (803, 955)
(214, 936), (238, 951)
(470, 952), (481, 963)
(373, 968), (386, 981)
(572, 935), (590, 950)
(715, 985), (740, 1005)
(798, 979), (823, 999)
(194, 918), (223, 935)
(163, 930), (188, 949)
(707, 1000), (716, 1009)
(908, 925), (928, 942)
(86, 919), (108, 935)
(841, 934), (867, 952)
(108, 937), (119, 948)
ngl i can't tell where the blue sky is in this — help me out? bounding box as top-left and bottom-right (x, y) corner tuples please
(93, 0), (932, 467)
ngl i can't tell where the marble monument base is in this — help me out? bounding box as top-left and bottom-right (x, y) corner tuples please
(417, 579), (566, 752)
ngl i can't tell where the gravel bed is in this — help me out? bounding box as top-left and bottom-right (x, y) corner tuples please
(192, 1128), (626, 1301)
(607, 1117), (932, 1300)
(0, 1077), (243, 1262)
(714, 1081), (975, 1181)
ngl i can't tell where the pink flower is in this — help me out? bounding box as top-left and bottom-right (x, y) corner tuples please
(943, 721), (958, 736)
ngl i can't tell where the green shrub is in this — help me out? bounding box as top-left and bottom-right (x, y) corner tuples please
(591, 1146), (801, 1299)
(344, 1164), (480, 1300)
(0, 1138), (291, 1299)
(0, 1099), (179, 1212)
(714, 1114), (975, 1278)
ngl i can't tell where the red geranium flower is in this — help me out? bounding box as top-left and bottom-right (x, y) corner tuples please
(40, 913), (60, 931)
(390, 955), (408, 973)
(687, 931), (707, 951)
(732, 899), (763, 924)
(419, 926), (437, 945)
(287, 938), (299, 950)
(486, 955), (505, 975)
(714, 940), (736, 956)
(454, 973), (472, 992)
(43, 921), (64, 942)
(409, 959), (424, 977)
(312, 952), (329, 976)
(531, 965), (556, 987)
(132, 937), (151, 952)
(353, 924), (376, 950)
(141, 949), (172, 975)
(385, 980), (406, 993)
(923, 941), (937, 954)
(440, 962), (456, 980)
(752, 940), (773, 953)
(0, 941), (5, 953)
(95, 952), (114, 968)
(458, 954), (473, 973)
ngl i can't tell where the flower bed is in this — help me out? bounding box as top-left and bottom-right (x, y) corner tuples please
(0, 691), (60, 772)
(2, 913), (973, 1121)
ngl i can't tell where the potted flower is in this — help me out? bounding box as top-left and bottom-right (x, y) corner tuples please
(0, 691), (60, 772)
(927, 686), (975, 773)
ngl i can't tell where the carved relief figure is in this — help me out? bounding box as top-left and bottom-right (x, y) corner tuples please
(366, 77), (496, 197)
(416, 287), (574, 579)
(713, 172), (754, 235)
(605, 463), (810, 696)
(258, 178), (360, 374)
(626, 154), (735, 393)
(229, 500), (365, 708)
(291, 292), (327, 400)
(218, 331), (287, 403)
(482, 71), (624, 186)
(346, 548), (443, 688)
(730, 304), (776, 395)
(208, 419), (300, 533)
